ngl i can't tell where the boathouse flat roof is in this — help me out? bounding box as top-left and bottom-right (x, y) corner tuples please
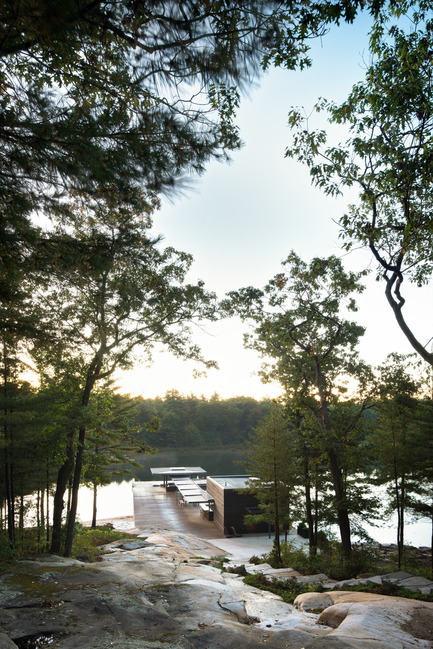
(150, 466), (206, 477)
(208, 475), (253, 490)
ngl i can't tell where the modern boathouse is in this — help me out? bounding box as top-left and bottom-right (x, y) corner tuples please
(135, 467), (264, 537)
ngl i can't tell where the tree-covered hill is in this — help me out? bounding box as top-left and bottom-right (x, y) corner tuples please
(134, 390), (270, 448)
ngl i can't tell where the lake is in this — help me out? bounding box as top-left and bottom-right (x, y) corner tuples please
(76, 448), (432, 548)
(77, 447), (246, 519)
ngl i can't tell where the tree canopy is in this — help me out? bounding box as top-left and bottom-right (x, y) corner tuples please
(227, 252), (375, 557)
(286, 6), (433, 365)
(3, 0), (433, 561)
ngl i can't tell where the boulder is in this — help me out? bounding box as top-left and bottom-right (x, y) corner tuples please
(398, 576), (433, 593)
(318, 593), (433, 648)
(297, 573), (331, 585)
(0, 631), (17, 649)
(294, 593), (334, 612)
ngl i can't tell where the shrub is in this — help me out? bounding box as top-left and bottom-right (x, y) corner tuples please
(243, 573), (316, 604)
(71, 524), (137, 561)
(265, 540), (380, 580)
(0, 534), (16, 569)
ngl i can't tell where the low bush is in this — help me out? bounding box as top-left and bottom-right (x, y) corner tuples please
(0, 524), (136, 569)
(244, 571), (433, 604)
(243, 573), (317, 604)
(266, 540), (381, 580)
(0, 534), (16, 569)
(71, 523), (137, 561)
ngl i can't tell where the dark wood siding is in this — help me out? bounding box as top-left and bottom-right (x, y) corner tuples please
(223, 490), (261, 534)
(206, 477), (264, 535)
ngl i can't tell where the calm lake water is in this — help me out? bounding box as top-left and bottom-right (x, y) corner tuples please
(76, 448), (432, 548)
(77, 447), (246, 520)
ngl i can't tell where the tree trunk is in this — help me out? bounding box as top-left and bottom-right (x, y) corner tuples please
(273, 489), (281, 565)
(314, 485), (318, 549)
(303, 455), (315, 554)
(399, 476), (405, 569)
(2, 337), (15, 548)
(36, 489), (41, 544)
(314, 358), (351, 558)
(273, 445), (281, 565)
(63, 359), (100, 556)
(46, 466), (50, 550)
(4, 446), (15, 548)
(392, 432), (402, 570)
(40, 488), (45, 546)
(51, 432), (75, 554)
(327, 448), (352, 558)
(19, 490), (24, 541)
(64, 425), (86, 556)
(431, 493), (433, 575)
(92, 483), (97, 528)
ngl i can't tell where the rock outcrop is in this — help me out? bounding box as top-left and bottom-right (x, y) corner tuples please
(0, 531), (431, 649)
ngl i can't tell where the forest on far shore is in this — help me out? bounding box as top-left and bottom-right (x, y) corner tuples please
(134, 391), (270, 448)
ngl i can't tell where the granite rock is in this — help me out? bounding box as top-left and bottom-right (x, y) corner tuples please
(0, 533), (432, 649)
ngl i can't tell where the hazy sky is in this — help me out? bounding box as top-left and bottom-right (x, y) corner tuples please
(116, 13), (432, 400)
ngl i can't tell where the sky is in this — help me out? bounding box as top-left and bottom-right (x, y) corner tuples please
(116, 13), (433, 401)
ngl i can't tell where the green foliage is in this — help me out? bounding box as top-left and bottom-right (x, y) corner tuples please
(243, 573), (319, 604)
(244, 568), (433, 604)
(71, 524), (137, 562)
(83, 386), (156, 488)
(336, 582), (433, 603)
(369, 353), (433, 567)
(34, 201), (221, 555)
(286, 9), (433, 366)
(1, 0), (381, 332)
(134, 392), (270, 448)
(0, 534), (16, 569)
(242, 404), (304, 563)
(0, 524), (136, 567)
(227, 252), (376, 557)
(273, 540), (380, 580)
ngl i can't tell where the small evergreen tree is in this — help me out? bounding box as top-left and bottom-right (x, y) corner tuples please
(243, 404), (302, 564)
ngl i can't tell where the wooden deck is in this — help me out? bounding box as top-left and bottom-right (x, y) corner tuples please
(132, 481), (221, 539)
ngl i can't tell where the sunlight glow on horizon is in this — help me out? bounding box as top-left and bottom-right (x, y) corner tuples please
(114, 14), (433, 402)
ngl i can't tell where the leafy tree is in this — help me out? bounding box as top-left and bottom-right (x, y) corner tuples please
(286, 9), (433, 366)
(83, 387), (156, 528)
(33, 201), (217, 556)
(1, 0), (410, 319)
(372, 353), (433, 568)
(0, 327), (38, 547)
(0, 0), (361, 314)
(410, 397), (433, 570)
(227, 252), (374, 557)
(133, 393), (270, 448)
(243, 403), (302, 564)
(285, 404), (332, 553)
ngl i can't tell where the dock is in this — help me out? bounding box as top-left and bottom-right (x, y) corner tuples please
(132, 481), (219, 539)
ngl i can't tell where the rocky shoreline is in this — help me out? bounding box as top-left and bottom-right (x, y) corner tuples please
(0, 530), (432, 649)
(373, 542), (432, 568)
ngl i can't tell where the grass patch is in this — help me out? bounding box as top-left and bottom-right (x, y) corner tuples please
(0, 524), (137, 569)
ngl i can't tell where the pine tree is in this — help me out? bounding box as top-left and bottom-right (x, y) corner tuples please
(243, 404), (302, 564)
